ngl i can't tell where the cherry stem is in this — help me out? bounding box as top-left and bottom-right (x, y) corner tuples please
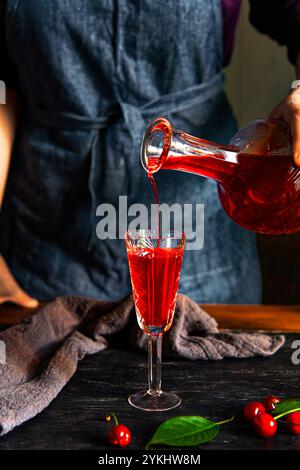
(110, 413), (118, 426)
(216, 416), (235, 426)
(274, 407), (300, 420)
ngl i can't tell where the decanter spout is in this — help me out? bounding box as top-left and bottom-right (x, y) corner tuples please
(141, 117), (239, 183)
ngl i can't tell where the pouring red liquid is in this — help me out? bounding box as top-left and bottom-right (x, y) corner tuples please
(141, 117), (300, 235)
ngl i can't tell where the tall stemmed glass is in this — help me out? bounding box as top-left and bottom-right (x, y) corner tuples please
(125, 229), (185, 411)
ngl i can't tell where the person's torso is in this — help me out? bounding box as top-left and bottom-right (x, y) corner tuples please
(1, 0), (261, 303)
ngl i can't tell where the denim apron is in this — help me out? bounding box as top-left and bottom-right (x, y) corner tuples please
(2, 0), (262, 303)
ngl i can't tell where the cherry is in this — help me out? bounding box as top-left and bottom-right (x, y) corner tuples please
(106, 414), (131, 447)
(253, 413), (278, 438)
(108, 424), (131, 447)
(243, 401), (266, 422)
(263, 395), (281, 412)
(285, 411), (300, 435)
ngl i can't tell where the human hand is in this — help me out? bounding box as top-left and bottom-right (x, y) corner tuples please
(0, 255), (39, 307)
(269, 81), (300, 166)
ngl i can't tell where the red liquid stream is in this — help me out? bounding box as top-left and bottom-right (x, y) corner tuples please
(163, 152), (300, 234)
(148, 173), (160, 238)
(127, 245), (184, 334)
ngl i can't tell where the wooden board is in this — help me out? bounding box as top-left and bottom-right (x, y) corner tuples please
(203, 304), (300, 332)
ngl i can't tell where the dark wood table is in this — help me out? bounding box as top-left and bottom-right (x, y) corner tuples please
(0, 304), (299, 450)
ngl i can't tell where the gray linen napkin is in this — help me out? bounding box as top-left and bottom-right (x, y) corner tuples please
(0, 294), (284, 435)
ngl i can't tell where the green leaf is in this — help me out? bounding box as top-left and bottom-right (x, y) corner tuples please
(272, 400), (300, 420)
(146, 416), (233, 448)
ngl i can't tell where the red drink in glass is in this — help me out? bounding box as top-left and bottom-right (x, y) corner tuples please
(126, 245), (184, 335)
(125, 230), (185, 411)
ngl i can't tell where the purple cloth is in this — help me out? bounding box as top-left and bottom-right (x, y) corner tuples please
(222, 0), (300, 65)
(221, 0), (243, 66)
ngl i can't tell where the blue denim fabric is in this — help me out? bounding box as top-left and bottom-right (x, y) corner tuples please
(1, 0), (262, 303)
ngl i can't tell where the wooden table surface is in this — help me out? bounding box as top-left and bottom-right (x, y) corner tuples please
(0, 303), (299, 450)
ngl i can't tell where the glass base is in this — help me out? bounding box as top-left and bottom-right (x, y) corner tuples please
(128, 390), (181, 411)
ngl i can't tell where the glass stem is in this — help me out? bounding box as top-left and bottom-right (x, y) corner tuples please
(148, 334), (162, 395)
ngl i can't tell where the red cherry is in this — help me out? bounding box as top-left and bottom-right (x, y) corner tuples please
(253, 413), (278, 438)
(243, 401), (266, 422)
(108, 424), (131, 447)
(286, 412), (300, 435)
(263, 395), (281, 412)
